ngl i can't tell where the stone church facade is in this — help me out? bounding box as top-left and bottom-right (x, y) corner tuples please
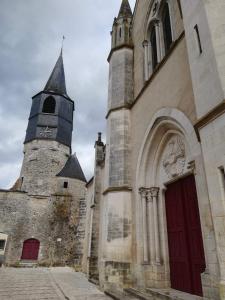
(83, 0), (225, 299)
(0, 51), (87, 267)
(1, 0), (225, 299)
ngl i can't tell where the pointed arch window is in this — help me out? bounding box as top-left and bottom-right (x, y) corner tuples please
(150, 26), (158, 71)
(162, 2), (173, 53)
(42, 96), (56, 114)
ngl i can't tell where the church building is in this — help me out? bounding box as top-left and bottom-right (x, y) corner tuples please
(0, 50), (87, 267)
(1, 0), (225, 299)
(83, 1), (225, 299)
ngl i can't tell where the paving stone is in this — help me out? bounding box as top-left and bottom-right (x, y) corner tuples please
(0, 267), (112, 300)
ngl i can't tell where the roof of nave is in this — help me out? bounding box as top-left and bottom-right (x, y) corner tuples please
(57, 153), (86, 182)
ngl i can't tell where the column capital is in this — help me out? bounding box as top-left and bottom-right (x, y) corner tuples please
(139, 187), (149, 197)
(149, 187), (160, 198)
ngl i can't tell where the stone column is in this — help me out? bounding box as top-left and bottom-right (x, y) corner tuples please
(150, 187), (160, 265)
(139, 188), (149, 263)
(143, 40), (149, 81)
(146, 190), (155, 265)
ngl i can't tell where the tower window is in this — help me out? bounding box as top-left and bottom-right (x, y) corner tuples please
(42, 96), (56, 114)
(150, 26), (158, 71)
(119, 27), (122, 38)
(63, 182), (68, 189)
(162, 3), (173, 53)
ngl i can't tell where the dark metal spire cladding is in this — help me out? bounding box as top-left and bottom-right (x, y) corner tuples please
(118, 0), (132, 19)
(44, 49), (68, 98)
(57, 153), (86, 182)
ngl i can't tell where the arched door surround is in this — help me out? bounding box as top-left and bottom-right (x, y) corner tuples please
(135, 108), (216, 296)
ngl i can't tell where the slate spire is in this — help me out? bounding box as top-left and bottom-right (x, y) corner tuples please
(118, 0), (132, 19)
(44, 49), (68, 98)
(57, 153), (86, 182)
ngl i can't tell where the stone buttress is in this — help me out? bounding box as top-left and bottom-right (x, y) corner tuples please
(101, 0), (134, 290)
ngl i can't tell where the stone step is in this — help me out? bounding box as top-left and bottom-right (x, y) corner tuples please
(146, 288), (207, 300)
(105, 288), (153, 300)
(125, 288), (209, 300)
(19, 261), (38, 268)
(125, 288), (154, 299)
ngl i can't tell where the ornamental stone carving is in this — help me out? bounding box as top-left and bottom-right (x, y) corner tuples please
(39, 126), (53, 138)
(162, 135), (186, 179)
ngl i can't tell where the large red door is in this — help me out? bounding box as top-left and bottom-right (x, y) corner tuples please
(21, 239), (40, 260)
(165, 175), (206, 296)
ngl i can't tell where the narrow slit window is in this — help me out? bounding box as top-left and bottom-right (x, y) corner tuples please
(219, 167), (225, 202)
(119, 27), (122, 38)
(150, 26), (158, 71)
(194, 25), (202, 54)
(63, 182), (68, 189)
(0, 240), (5, 250)
(220, 167), (225, 186)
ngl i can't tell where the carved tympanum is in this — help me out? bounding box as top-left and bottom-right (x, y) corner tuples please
(163, 135), (186, 179)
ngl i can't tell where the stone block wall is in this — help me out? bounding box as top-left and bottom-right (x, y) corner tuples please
(0, 178), (86, 267)
(20, 140), (70, 196)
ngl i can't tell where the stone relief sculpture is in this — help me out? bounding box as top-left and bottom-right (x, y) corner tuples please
(162, 135), (186, 178)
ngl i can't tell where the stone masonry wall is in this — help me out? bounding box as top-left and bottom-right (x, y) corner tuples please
(20, 140), (70, 196)
(0, 178), (86, 267)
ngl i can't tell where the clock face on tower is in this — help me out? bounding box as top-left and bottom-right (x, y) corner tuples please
(39, 126), (54, 138)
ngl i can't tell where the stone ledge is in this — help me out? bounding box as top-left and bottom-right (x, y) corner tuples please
(103, 186), (132, 195)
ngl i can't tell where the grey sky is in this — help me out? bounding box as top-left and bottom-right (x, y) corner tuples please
(0, 0), (136, 188)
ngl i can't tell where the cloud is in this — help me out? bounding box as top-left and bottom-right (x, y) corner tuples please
(0, 0), (136, 188)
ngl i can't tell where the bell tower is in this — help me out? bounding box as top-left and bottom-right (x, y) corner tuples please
(20, 50), (74, 196)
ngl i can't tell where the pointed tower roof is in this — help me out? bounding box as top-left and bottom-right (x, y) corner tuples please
(57, 153), (86, 182)
(44, 49), (69, 98)
(118, 0), (132, 19)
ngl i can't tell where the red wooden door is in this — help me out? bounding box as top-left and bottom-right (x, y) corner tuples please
(21, 239), (40, 260)
(165, 175), (206, 296)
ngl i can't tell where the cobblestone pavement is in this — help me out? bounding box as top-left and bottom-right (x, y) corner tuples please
(0, 267), (112, 300)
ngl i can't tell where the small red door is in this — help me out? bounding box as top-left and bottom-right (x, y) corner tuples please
(21, 239), (40, 260)
(165, 175), (206, 296)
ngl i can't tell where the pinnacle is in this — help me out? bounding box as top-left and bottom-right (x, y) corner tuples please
(118, 0), (132, 19)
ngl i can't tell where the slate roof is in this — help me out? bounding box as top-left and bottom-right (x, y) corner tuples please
(118, 0), (132, 18)
(44, 49), (69, 98)
(57, 154), (86, 182)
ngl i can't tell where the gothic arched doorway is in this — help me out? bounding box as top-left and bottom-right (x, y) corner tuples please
(165, 174), (206, 296)
(21, 239), (40, 260)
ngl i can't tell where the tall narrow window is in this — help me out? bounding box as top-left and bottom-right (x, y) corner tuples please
(194, 25), (203, 55)
(42, 96), (56, 114)
(219, 167), (225, 194)
(150, 26), (158, 71)
(119, 27), (122, 38)
(162, 3), (173, 53)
